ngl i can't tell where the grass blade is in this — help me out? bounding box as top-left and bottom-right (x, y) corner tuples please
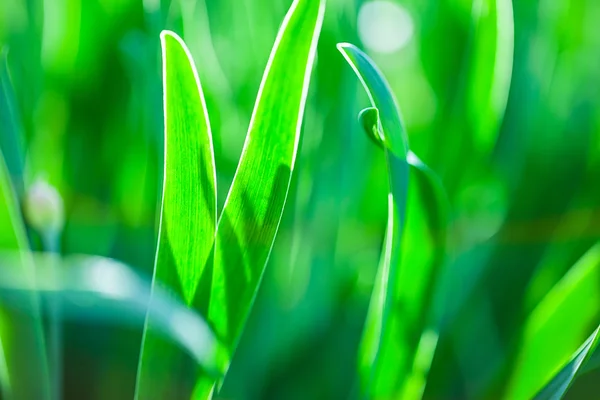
(135, 31), (221, 399)
(155, 31), (217, 306)
(397, 151), (449, 399)
(467, 0), (514, 157)
(338, 44), (407, 158)
(505, 243), (600, 399)
(337, 45), (409, 396)
(207, 0), (325, 357)
(340, 46), (449, 398)
(0, 152), (50, 399)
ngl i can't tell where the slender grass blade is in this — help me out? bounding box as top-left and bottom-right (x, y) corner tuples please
(207, 0), (325, 352)
(135, 30), (220, 399)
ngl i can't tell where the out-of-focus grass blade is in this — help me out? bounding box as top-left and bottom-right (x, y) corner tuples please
(356, 107), (449, 397)
(136, 31), (220, 399)
(467, 0), (514, 157)
(0, 251), (219, 370)
(505, 243), (600, 399)
(0, 152), (50, 399)
(398, 151), (449, 398)
(533, 327), (600, 400)
(0, 48), (25, 197)
(206, 0), (325, 365)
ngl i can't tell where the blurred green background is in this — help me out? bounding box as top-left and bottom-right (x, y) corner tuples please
(2, 0), (600, 398)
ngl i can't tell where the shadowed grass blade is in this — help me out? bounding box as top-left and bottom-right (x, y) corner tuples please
(0, 152), (50, 399)
(506, 243), (600, 399)
(135, 31), (220, 399)
(206, 0), (325, 353)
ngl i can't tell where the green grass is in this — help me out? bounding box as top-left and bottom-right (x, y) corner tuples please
(0, 0), (600, 399)
(137, 0), (325, 397)
(339, 41), (600, 400)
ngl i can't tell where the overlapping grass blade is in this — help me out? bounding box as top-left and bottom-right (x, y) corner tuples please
(533, 327), (600, 400)
(138, 0), (325, 396)
(340, 45), (449, 398)
(0, 152), (50, 399)
(505, 243), (600, 399)
(135, 31), (221, 399)
(206, 0), (325, 351)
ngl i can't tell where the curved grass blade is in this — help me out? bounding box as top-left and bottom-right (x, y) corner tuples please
(505, 243), (600, 399)
(0, 152), (50, 399)
(0, 252), (220, 370)
(338, 45), (407, 158)
(356, 107), (449, 397)
(206, 0), (325, 360)
(337, 44), (410, 397)
(136, 30), (220, 399)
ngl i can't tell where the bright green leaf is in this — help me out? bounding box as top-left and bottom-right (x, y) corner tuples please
(138, 0), (325, 396)
(207, 0), (325, 351)
(155, 31), (218, 306)
(135, 30), (221, 400)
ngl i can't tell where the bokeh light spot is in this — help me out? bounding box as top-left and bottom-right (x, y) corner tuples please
(358, 1), (414, 54)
